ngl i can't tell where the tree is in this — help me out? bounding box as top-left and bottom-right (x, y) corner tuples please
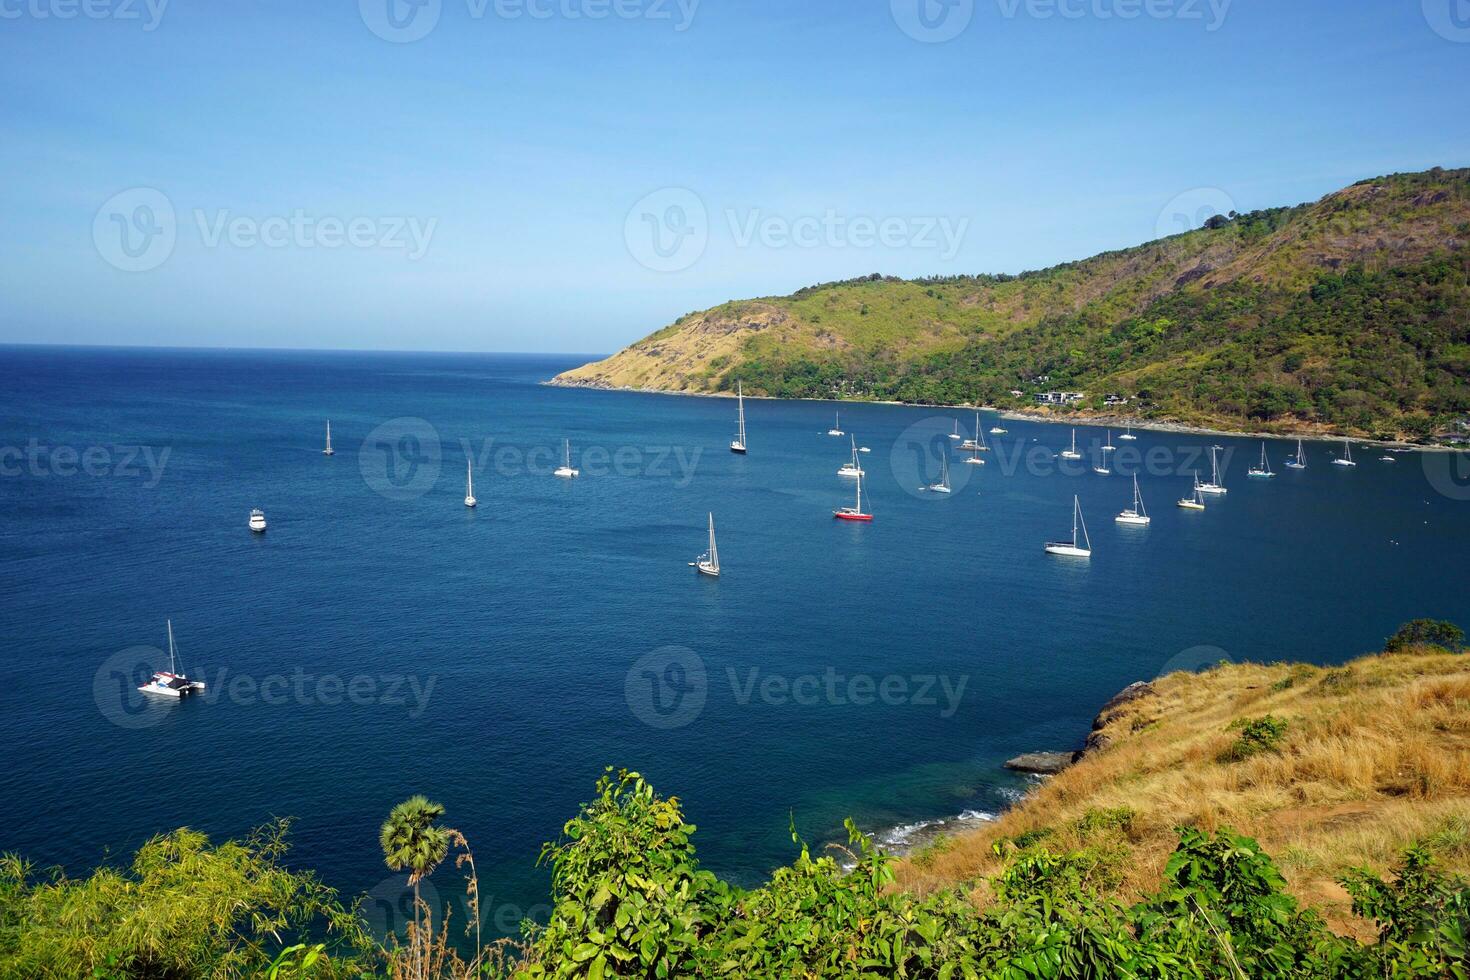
(380, 796), (453, 979)
(1385, 619), (1465, 652)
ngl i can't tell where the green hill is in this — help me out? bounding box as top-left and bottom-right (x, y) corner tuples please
(554, 168), (1470, 441)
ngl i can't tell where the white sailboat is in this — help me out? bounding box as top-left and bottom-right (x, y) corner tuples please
(833, 467), (873, 521)
(838, 435), (864, 477)
(1102, 430), (1115, 453)
(948, 419), (962, 440)
(1247, 442), (1275, 478)
(827, 411), (844, 437)
(1284, 438), (1307, 470)
(554, 439), (580, 478)
(1060, 428), (1082, 460)
(922, 451), (952, 493)
(322, 420), (334, 456)
(1198, 446), (1227, 494)
(731, 382), (748, 454)
(464, 459), (477, 507)
(1177, 474), (1206, 510)
(1119, 425), (1137, 441)
(959, 413), (983, 451)
(1116, 475), (1150, 526)
(690, 513), (720, 577)
(1332, 440), (1356, 467)
(249, 508), (267, 532)
(138, 620), (207, 698)
(1045, 495), (1092, 557)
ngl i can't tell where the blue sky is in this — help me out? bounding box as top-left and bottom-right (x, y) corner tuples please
(1, 0), (1467, 353)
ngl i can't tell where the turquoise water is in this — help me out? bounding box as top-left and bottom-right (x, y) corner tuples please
(2, 345), (1466, 935)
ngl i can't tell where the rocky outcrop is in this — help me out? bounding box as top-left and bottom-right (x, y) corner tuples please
(1003, 751), (1081, 775)
(1004, 680), (1158, 776)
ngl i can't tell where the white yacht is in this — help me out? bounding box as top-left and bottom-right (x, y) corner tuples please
(1045, 496), (1092, 558)
(322, 420), (334, 456)
(1284, 438), (1307, 470)
(464, 459), (477, 508)
(1247, 442), (1275, 479)
(1060, 429), (1082, 460)
(731, 382), (748, 454)
(1333, 440), (1356, 467)
(690, 513), (720, 577)
(827, 411), (843, 436)
(922, 451), (952, 493)
(838, 435), (864, 478)
(1198, 446), (1227, 494)
(989, 422), (1007, 435)
(138, 620), (207, 698)
(554, 439), (580, 478)
(1116, 475), (1150, 526)
(249, 509), (267, 532)
(1177, 475), (1206, 510)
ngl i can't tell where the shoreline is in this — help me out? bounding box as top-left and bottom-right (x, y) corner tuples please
(543, 378), (1462, 452)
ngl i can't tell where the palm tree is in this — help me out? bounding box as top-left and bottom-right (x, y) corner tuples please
(380, 796), (451, 979)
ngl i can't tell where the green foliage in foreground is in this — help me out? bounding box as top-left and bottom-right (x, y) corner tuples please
(3, 772), (1467, 978)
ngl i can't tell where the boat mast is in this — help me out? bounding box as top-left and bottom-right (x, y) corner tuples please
(167, 619), (176, 673)
(708, 513), (718, 571)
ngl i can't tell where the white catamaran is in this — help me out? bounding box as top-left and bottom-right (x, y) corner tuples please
(1116, 475), (1150, 526)
(323, 420), (334, 456)
(731, 382), (748, 454)
(949, 419), (962, 440)
(690, 513), (720, 577)
(1198, 446), (1227, 494)
(828, 411), (843, 437)
(1045, 495), (1092, 557)
(1118, 425), (1137, 441)
(1247, 441), (1275, 478)
(138, 620), (207, 698)
(554, 439), (580, 478)
(959, 413), (985, 451)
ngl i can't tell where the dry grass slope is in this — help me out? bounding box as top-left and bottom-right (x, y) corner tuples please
(895, 648), (1470, 936)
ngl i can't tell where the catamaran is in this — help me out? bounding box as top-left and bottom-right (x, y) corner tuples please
(1060, 428), (1082, 460)
(1177, 475), (1206, 510)
(731, 382), (748, 454)
(323, 420), (334, 456)
(249, 509), (267, 532)
(1116, 475), (1150, 526)
(922, 451), (952, 493)
(1198, 446), (1227, 494)
(959, 413), (985, 451)
(554, 439), (580, 478)
(138, 620), (207, 698)
(464, 459), (477, 507)
(833, 468), (873, 521)
(838, 435), (864, 478)
(1247, 442), (1275, 478)
(827, 411), (844, 437)
(690, 513), (720, 577)
(1284, 438), (1307, 470)
(1045, 495), (1092, 557)
(1119, 425), (1137, 441)
(1333, 440), (1356, 467)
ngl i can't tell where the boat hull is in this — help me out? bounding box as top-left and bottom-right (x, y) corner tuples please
(1044, 543), (1091, 557)
(833, 510), (872, 522)
(1115, 514), (1150, 526)
(730, 444), (746, 454)
(1177, 500), (1205, 510)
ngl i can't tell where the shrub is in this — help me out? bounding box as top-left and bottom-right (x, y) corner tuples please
(1385, 618), (1466, 652)
(1220, 715), (1290, 761)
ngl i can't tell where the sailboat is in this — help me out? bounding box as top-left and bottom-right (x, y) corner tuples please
(1119, 425), (1137, 441)
(1332, 440), (1356, 467)
(959, 413), (983, 451)
(1060, 428), (1082, 460)
(554, 439), (580, 478)
(464, 459), (477, 507)
(1198, 446), (1227, 494)
(827, 411), (844, 437)
(690, 513), (720, 577)
(922, 451), (952, 493)
(1116, 475), (1150, 525)
(138, 620), (207, 698)
(322, 420), (334, 456)
(1102, 430), (1115, 453)
(1247, 442), (1275, 478)
(1045, 495), (1092, 557)
(1177, 474), (1206, 510)
(731, 383), (748, 454)
(838, 435), (864, 477)
(948, 419), (962, 440)
(1284, 438), (1307, 470)
(963, 434), (986, 466)
(833, 467), (873, 521)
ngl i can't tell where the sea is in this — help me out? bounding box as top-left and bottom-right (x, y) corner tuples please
(2, 345), (1466, 938)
